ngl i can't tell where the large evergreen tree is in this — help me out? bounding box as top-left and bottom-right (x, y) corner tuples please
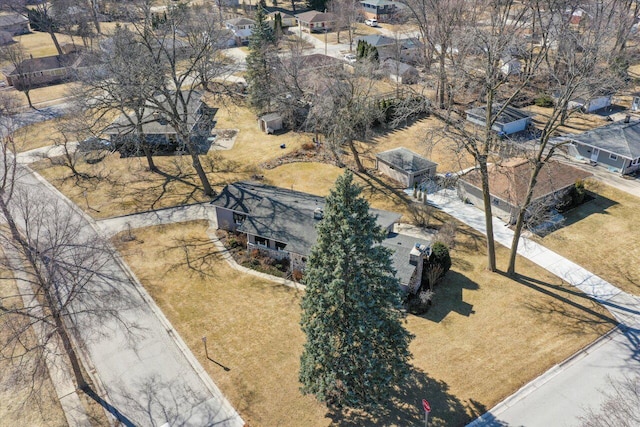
(299, 171), (413, 408)
(245, 6), (276, 113)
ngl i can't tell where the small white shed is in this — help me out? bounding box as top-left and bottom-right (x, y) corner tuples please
(258, 113), (283, 134)
(466, 104), (533, 135)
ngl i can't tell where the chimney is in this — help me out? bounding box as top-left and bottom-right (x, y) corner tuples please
(313, 207), (324, 220)
(409, 243), (428, 265)
(625, 115), (631, 124)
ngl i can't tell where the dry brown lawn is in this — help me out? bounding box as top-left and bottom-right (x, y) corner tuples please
(0, 276), (67, 427)
(12, 119), (66, 152)
(534, 180), (640, 296)
(524, 104), (611, 135)
(114, 218), (613, 427)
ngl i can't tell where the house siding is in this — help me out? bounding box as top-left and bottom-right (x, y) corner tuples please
(216, 208), (237, 231)
(467, 114), (529, 135)
(572, 142), (628, 173)
(377, 160), (410, 187)
(457, 180), (515, 223)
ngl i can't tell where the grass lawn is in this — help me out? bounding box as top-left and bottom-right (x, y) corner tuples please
(113, 218), (613, 427)
(533, 180), (640, 296)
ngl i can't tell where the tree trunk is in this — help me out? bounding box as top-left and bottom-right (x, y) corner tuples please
(479, 159), (497, 271)
(49, 30), (64, 56)
(507, 163), (543, 275)
(189, 151), (214, 196)
(438, 50), (447, 109)
(142, 145), (157, 172)
(87, 0), (101, 34)
(24, 90), (34, 109)
(54, 314), (89, 391)
(347, 139), (365, 173)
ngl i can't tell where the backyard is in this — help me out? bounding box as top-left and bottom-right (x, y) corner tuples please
(113, 217), (613, 427)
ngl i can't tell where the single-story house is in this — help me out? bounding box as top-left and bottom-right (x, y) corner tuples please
(267, 11), (297, 28)
(457, 158), (591, 224)
(211, 181), (431, 293)
(562, 118), (640, 175)
(295, 11), (336, 33)
(566, 93), (613, 113)
(376, 147), (437, 188)
(0, 13), (30, 36)
(225, 17), (256, 46)
(6, 52), (87, 90)
(360, 0), (398, 23)
(378, 37), (424, 65)
(466, 104), (533, 135)
(500, 57), (521, 76)
(258, 113), (283, 134)
(103, 91), (214, 156)
(356, 34), (396, 49)
(380, 58), (420, 84)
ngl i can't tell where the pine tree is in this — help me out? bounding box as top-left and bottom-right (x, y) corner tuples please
(299, 171), (413, 408)
(245, 7), (276, 113)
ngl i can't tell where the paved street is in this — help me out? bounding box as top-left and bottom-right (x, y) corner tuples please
(9, 165), (243, 426)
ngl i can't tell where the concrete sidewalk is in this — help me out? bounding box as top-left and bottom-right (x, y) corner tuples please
(424, 190), (640, 426)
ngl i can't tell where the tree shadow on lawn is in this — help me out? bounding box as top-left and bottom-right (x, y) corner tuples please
(500, 271), (619, 333)
(422, 271), (479, 323)
(327, 366), (485, 427)
(553, 190), (617, 230)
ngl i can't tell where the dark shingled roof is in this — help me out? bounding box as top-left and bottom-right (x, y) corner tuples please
(211, 182), (430, 285)
(356, 34), (396, 48)
(466, 103), (532, 125)
(565, 119), (640, 159)
(295, 11), (336, 23)
(8, 52), (81, 76)
(377, 147), (437, 173)
(211, 182), (401, 256)
(0, 13), (28, 28)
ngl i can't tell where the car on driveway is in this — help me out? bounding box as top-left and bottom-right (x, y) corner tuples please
(364, 19), (378, 27)
(77, 137), (113, 152)
(344, 53), (357, 63)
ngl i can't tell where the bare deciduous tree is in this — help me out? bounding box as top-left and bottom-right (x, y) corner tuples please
(579, 374), (640, 427)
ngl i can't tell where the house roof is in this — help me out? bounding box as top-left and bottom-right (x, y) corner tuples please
(225, 17), (256, 26)
(267, 11), (296, 19)
(466, 104), (532, 125)
(564, 119), (640, 159)
(0, 13), (29, 28)
(259, 113), (282, 122)
(460, 158), (591, 207)
(360, 0), (397, 6)
(295, 11), (336, 23)
(381, 233), (430, 286)
(377, 147), (437, 173)
(8, 52), (82, 76)
(104, 91), (203, 136)
(356, 34), (396, 48)
(381, 58), (418, 76)
(210, 182), (401, 257)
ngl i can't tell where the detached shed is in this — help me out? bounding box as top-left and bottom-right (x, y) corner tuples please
(381, 58), (420, 84)
(258, 113), (283, 134)
(376, 147), (437, 188)
(466, 103), (533, 135)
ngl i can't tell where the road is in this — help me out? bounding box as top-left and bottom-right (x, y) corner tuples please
(8, 164), (243, 426)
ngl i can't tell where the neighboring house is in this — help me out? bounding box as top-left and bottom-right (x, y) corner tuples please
(356, 34), (396, 49)
(376, 147), (437, 188)
(458, 158), (591, 224)
(0, 13), (30, 36)
(6, 52), (87, 90)
(211, 182), (431, 293)
(360, 0), (398, 23)
(466, 104), (533, 135)
(378, 37), (424, 64)
(104, 92), (214, 156)
(567, 93), (613, 113)
(225, 17), (256, 46)
(258, 113), (283, 134)
(500, 57), (521, 76)
(562, 118), (640, 175)
(0, 30), (13, 46)
(295, 11), (336, 33)
(267, 11), (297, 28)
(380, 58), (420, 84)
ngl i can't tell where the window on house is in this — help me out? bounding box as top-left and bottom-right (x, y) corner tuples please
(275, 241), (287, 251)
(610, 153), (618, 160)
(255, 236), (268, 247)
(233, 212), (246, 225)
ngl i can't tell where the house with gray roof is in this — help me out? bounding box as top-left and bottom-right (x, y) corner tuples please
(466, 103), (533, 135)
(104, 91), (214, 156)
(562, 118), (640, 175)
(0, 13), (30, 36)
(360, 0), (398, 23)
(376, 148), (437, 188)
(356, 34), (396, 49)
(211, 181), (431, 292)
(380, 58), (420, 84)
(6, 51), (87, 90)
(225, 17), (256, 46)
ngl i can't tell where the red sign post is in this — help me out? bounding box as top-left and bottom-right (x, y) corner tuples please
(422, 399), (431, 427)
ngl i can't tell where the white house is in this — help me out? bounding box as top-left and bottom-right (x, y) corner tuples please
(466, 104), (533, 135)
(225, 17), (256, 46)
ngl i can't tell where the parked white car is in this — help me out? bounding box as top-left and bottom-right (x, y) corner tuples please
(364, 18), (378, 27)
(344, 53), (357, 63)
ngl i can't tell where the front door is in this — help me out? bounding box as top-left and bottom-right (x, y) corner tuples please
(591, 148), (600, 162)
